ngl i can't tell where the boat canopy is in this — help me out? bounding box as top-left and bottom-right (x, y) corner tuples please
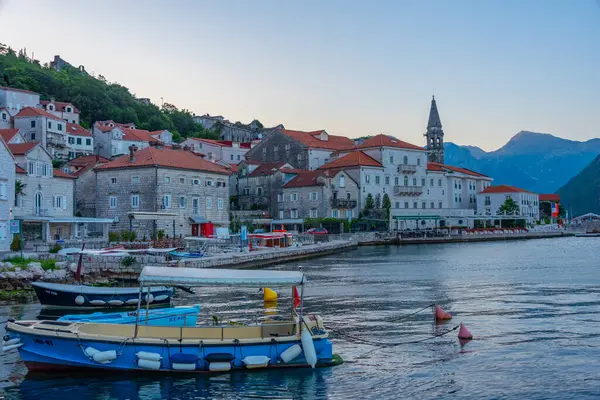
(139, 266), (305, 286)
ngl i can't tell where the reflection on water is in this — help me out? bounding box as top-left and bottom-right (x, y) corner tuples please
(3, 237), (600, 399)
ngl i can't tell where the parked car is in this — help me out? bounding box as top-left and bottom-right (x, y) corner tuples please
(305, 228), (328, 235)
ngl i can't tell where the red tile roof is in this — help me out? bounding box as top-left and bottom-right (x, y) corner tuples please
(67, 154), (110, 167)
(95, 146), (230, 174)
(40, 100), (80, 114)
(481, 185), (534, 194)
(0, 86), (38, 95)
(53, 169), (76, 179)
(280, 167), (305, 174)
(427, 162), (489, 178)
(539, 194), (560, 202)
(280, 129), (354, 150)
(7, 142), (38, 155)
(353, 134), (423, 151)
(283, 170), (326, 188)
(248, 162), (287, 177)
(66, 123), (92, 137)
(14, 107), (62, 121)
(96, 120), (136, 129)
(15, 165), (26, 174)
(0, 129), (20, 143)
(121, 127), (161, 142)
(318, 151), (383, 170)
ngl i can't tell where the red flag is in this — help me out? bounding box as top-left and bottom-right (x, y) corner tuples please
(293, 286), (300, 309)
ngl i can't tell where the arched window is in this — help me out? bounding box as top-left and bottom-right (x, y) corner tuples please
(404, 176), (408, 186)
(34, 192), (43, 216)
(403, 155), (408, 165)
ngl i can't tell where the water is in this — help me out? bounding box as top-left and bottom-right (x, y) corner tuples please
(2, 237), (600, 399)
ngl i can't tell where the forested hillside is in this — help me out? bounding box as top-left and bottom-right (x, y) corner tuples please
(0, 44), (216, 141)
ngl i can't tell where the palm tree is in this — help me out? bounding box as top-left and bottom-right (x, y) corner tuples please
(15, 180), (26, 206)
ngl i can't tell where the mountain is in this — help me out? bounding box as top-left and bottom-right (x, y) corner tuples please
(557, 155), (600, 216)
(445, 131), (600, 194)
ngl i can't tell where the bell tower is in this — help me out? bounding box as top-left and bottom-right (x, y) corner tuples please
(425, 96), (444, 163)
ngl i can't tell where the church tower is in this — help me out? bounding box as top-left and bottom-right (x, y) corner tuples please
(425, 96), (444, 163)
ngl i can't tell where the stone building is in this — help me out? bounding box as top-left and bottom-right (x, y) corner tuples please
(279, 169), (359, 220)
(63, 155), (110, 218)
(13, 107), (69, 159)
(0, 108), (12, 129)
(94, 144), (231, 238)
(245, 128), (354, 170)
(0, 136), (16, 252)
(180, 138), (250, 163)
(0, 86), (40, 116)
(41, 98), (80, 124)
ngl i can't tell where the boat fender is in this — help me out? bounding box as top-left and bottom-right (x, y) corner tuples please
(209, 362), (231, 372)
(242, 355), (270, 369)
(205, 353), (235, 363)
(144, 294), (154, 304)
(172, 362), (196, 371)
(3, 338), (21, 346)
(154, 294), (169, 302)
(108, 300), (124, 306)
(84, 346), (100, 358)
(138, 358), (161, 370)
(301, 329), (317, 368)
(92, 350), (117, 363)
(136, 351), (162, 361)
(75, 295), (85, 305)
(171, 353), (197, 364)
(126, 299), (139, 305)
(280, 344), (302, 363)
(90, 300), (106, 306)
(2, 343), (23, 352)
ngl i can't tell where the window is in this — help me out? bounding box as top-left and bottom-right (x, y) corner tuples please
(66, 107), (72, 113)
(421, 178), (425, 186)
(111, 177), (117, 184)
(48, 105), (54, 111)
(243, 187), (250, 195)
(291, 193), (299, 201)
(0, 222), (6, 241)
(178, 196), (187, 208)
(76, 138), (81, 145)
(192, 178), (200, 185)
(262, 147), (267, 155)
(162, 195), (171, 209)
(164, 176), (170, 184)
(430, 202), (434, 209)
(31, 132), (35, 141)
(389, 155), (394, 164)
(131, 195), (140, 208)
(109, 196), (117, 208)
(422, 202), (426, 209)
(257, 187), (263, 196)
(332, 191), (338, 200)
(430, 179), (434, 187)
(395, 177), (399, 185)
(28, 162), (34, 175)
(412, 177), (417, 186)
(68, 137), (75, 144)
(340, 175), (345, 187)
(310, 192), (318, 201)
(279, 210), (284, 219)
(43, 163), (50, 176)
(310, 208), (318, 218)
(86, 138), (92, 146)
(365, 175), (370, 184)
(395, 202), (399, 208)
(230, 154), (234, 161)
(206, 197), (212, 209)
(375, 176), (380, 185)
(413, 202), (417, 209)
(438, 179), (442, 187)
(217, 198), (223, 210)
(417, 158), (421, 166)
(291, 209), (298, 218)
(403, 155), (408, 165)
(454, 182), (457, 189)
(331, 209), (340, 218)
(132, 176), (140, 184)
(385, 176), (390, 185)
(30, 120), (36, 128)
(179, 177), (185, 184)
(1, 113), (6, 120)
(237, 155), (241, 161)
(404, 201), (409, 208)
(439, 202), (443, 209)
(36, 162), (43, 177)
(404, 176), (408, 186)
(277, 194), (282, 202)
(0, 182), (7, 200)
(58, 124), (63, 132)
(346, 192), (351, 200)
(206, 180), (213, 187)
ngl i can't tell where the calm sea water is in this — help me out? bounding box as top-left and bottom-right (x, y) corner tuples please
(2, 237), (600, 399)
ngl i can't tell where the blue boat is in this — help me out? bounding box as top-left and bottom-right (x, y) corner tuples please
(169, 251), (203, 258)
(57, 305), (201, 327)
(5, 267), (341, 373)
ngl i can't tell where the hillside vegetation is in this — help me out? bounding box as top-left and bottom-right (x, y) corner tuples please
(0, 45), (217, 141)
(557, 155), (600, 216)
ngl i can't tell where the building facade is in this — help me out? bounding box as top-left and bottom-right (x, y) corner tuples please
(41, 99), (80, 124)
(477, 185), (540, 223)
(13, 107), (69, 159)
(0, 136), (16, 252)
(0, 128), (26, 144)
(180, 138), (250, 163)
(92, 121), (172, 158)
(65, 123), (94, 158)
(425, 96), (444, 163)
(0, 86), (40, 116)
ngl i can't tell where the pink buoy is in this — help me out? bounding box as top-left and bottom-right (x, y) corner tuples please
(435, 305), (452, 320)
(458, 322), (473, 340)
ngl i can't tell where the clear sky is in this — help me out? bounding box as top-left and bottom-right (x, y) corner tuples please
(1, 0), (599, 150)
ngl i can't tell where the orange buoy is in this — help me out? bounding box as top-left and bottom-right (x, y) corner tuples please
(458, 322), (473, 340)
(435, 305), (452, 320)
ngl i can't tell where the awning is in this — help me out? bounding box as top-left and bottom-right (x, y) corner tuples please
(128, 212), (178, 221)
(394, 215), (441, 220)
(189, 216), (209, 224)
(139, 266), (305, 286)
(17, 216), (114, 223)
(270, 219), (304, 225)
(252, 218), (273, 225)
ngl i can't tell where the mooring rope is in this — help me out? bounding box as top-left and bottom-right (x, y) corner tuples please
(388, 303), (436, 323)
(326, 324), (459, 348)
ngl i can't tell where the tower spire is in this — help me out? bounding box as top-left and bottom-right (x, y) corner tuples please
(425, 96), (444, 163)
(427, 95), (442, 130)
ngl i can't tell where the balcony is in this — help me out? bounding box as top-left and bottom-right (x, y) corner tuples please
(397, 164), (418, 174)
(35, 208), (49, 217)
(47, 137), (67, 148)
(330, 199), (358, 209)
(394, 185), (424, 196)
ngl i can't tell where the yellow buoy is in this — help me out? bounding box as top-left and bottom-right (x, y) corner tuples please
(263, 287), (277, 302)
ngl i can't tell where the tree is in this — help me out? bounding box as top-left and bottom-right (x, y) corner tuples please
(498, 198), (519, 215)
(15, 180), (26, 198)
(382, 193), (392, 218)
(374, 193), (381, 209)
(365, 193), (374, 209)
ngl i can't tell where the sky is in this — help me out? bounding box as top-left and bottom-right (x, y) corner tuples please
(1, 0), (599, 151)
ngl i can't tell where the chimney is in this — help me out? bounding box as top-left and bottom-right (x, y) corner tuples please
(128, 145), (138, 163)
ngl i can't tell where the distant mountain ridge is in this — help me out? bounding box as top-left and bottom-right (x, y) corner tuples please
(445, 131), (600, 194)
(557, 155), (600, 216)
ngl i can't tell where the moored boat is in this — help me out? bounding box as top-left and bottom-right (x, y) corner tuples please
(5, 267), (340, 373)
(57, 305), (200, 326)
(575, 233), (600, 237)
(31, 282), (173, 309)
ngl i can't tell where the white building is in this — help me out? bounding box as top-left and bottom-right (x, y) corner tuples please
(0, 128), (26, 144)
(0, 136), (16, 252)
(476, 185), (540, 223)
(92, 121), (173, 158)
(13, 107), (70, 159)
(0, 108), (12, 129)
(0, 86), (40, 116)
(65, 123), (94, 159)
(40, 99), (80, 124)
(180, 138), (250, 164)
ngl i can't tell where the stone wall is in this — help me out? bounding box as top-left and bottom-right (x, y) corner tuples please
(245, 130), (309, 170)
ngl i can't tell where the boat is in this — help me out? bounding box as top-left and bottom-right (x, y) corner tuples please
(57, 305), (201, 326)
(169, 251), (204, 258)
(30, 282), (173, 309)
(575, 233), (600, 237)
(5, 267), (340, 373)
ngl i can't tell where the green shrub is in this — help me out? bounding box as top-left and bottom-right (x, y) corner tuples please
(157, 230), (165, 240)
(108, 231), (120, 243)
(49, 244), (62, 253)
(121, 256), (136, 267)
(3, 256), (29, 268)
(40, 259), (57, 271)
(10, 234), (21, 252)
(120, 230), (137, 241)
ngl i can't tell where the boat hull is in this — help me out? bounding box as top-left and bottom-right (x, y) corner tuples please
(8, 325), (334, 373)
(57, 305), (200, 326)
(31, 282), (173, 309)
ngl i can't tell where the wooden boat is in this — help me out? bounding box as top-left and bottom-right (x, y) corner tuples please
(30, 282), (173, 309)
(5, 267), (340, 373)
(57, 305), (200, 326)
